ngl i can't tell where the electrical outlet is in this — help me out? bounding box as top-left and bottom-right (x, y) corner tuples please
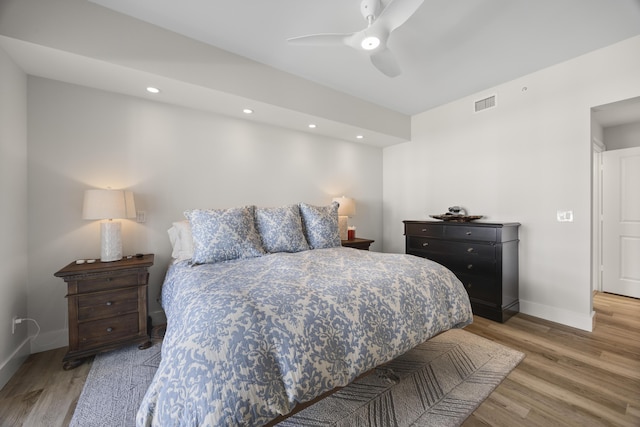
(136, 211), (146, 223)
(12, 316), (18, 334)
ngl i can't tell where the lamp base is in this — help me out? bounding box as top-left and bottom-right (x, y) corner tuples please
(338, 216), (348, 240)
(100, 221), (123, 262)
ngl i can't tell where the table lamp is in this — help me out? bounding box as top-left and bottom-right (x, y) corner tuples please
(82, 189), (136, 262)
(332, 196), (356, 240)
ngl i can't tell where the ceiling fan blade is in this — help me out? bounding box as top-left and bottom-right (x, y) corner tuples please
(287, 33), (352, 46)
(376, 0), (425, 33)
(370, 47), (401, 77)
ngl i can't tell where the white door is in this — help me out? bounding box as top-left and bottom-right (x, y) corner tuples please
(602, 146), (640, 298)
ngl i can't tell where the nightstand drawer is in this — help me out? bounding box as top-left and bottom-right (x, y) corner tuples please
(78, 313), (140, 350)
(76, 272), (142, 293)
(77, 288), (139, 321)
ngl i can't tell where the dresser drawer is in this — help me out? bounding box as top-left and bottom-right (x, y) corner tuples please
(407, 236), (443, 253)
(76, 272), (142, 294)
(408, 237), (495, 259)
(433, 255), (497, 276)
(455, 273), (500, 306)
(77, 288), (139, 321)
(444, 226), (497, 242)
(405, 223), (443, 238)
(77, 313), (140, 350)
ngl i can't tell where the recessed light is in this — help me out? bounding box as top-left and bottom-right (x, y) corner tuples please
(308, 124), (317, 129)
(146, 87), (160, 94)
(243, 108), (254, 114)
(356, 135), (364, 139)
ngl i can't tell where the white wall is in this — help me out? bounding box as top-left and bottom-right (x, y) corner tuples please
(383, 35), (640, 331)
(0, 46), (29, 388)
(26, 77), (383, 351)
(604, 121), (640, 150)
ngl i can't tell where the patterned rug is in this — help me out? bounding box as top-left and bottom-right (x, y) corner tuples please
(70, 329), (524, 427)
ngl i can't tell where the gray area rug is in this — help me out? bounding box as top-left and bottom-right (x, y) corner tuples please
(70, 329), (524, 427)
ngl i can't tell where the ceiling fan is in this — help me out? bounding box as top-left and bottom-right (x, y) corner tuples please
(287, 0), (424, 78)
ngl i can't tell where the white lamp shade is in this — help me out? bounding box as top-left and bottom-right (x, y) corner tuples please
(333, 197), (356, 217)
(82, 189), (136, 220)
(123, 190), (137, 218)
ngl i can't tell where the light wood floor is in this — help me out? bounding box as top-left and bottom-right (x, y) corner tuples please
(1, 292), (638, 426)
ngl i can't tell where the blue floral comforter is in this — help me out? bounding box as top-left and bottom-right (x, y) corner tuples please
(137, 247), (472, 426)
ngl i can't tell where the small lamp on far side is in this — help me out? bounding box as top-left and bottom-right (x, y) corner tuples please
(82, 189), (136, 262)
(332, 196), (356, 240)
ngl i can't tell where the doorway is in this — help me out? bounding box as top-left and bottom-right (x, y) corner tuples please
(591, 97), (640, 301)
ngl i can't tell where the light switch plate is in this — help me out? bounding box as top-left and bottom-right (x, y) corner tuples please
(136, 211), (146, 223)
(557, 210), (573, 222)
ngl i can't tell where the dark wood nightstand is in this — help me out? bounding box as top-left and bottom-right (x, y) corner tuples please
(341, 238), (375, 250)
(54, 254), (154, 370)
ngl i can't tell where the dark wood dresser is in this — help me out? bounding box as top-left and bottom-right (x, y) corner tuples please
(54, 254), (154, 369)
(403, 221), (520, 322)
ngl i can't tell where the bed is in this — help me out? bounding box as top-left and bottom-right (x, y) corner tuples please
(137, 203), (472, 427)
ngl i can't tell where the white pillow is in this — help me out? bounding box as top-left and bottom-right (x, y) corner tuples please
(167, 220), (194, 262)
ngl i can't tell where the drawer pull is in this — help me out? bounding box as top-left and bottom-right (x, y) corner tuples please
(467, 264), (474, 270)
(106, 327), (113, 333)
(422, 242), (429, 247)
(467, 247), (474, 253)
(421, 228), (428, 232)
(106, 301), (113, 306)
(465, 231), (472, 236)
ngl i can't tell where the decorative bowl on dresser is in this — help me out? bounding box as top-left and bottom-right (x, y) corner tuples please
(403, 221), (520, 322)
(54, 254), (154, 370)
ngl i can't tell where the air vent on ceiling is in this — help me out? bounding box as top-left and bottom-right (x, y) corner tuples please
(474, 95), (496, 113)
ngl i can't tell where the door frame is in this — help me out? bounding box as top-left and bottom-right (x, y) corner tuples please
(592, 138), (605, 295)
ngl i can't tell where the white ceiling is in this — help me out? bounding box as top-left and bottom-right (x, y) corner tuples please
(89, 0), (640, 116)
(2, 0), (639, 147)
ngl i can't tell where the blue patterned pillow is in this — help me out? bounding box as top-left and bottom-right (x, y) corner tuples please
(255, 205), (310, 253)
(299, 202), (342, 249)
(184, 206), (265, 264)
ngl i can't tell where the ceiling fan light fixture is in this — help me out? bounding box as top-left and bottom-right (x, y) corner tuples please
(361, 36), (380, 50)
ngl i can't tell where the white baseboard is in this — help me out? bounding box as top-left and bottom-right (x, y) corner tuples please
(30, 328), (68, 354)
(0, 337), (31, 391)
(519, 299), (595, 332)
